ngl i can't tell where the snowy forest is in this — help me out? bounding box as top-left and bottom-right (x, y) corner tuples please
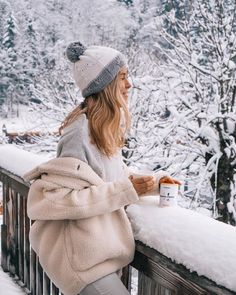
(0, 0), (236, 225)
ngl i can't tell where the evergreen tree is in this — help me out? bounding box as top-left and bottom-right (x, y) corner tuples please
(0, 1), (11, 107)
(0, 1), (10, 47)
(1, 11), (19, 113)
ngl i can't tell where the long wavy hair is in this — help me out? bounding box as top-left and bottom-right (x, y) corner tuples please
(59, 72), (130, 157)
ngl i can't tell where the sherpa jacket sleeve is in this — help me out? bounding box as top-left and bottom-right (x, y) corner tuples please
(27, 177), (139, 220)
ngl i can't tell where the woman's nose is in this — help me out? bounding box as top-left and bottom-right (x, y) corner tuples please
(126, 79), (132, 89)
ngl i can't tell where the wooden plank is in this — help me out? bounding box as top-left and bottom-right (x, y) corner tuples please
(1, 224), (8, 271)
(24, 195), (31, 291)
(121, 265), (132, 291)
(138, 272), (153, 295)
(2, 176), (7, 224)
(138, 271), (174, 295)
(13, 190), (19, 278)
(1, 178), (8, 271)
(0, 168), (29, 186)
(19, 192), (25, 283)
(8, 187), (18, 276)
(37, 258), (44, 295)
(132, 241), (235, 295)
(133, 250), (205, 294)
(43, 272), (51, 295)
(4, 179), (10, 273)
(0, 168), (30, 195)
(52, 282), (60, 295)
(30, 248), (37, 295)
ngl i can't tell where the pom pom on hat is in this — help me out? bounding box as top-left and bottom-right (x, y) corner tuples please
(66, 41), (87, 63)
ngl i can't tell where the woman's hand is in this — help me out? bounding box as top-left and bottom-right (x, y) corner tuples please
(129, 175), (155, 196)
(159, 176), (181, 185)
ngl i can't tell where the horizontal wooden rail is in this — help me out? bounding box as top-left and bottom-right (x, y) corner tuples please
(131, 241), (235, 295)
(0, 167), (235, 295)
(1, 124), (59, 144)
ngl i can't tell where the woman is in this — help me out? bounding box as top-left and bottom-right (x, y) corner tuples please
(24, 41), (179, 295)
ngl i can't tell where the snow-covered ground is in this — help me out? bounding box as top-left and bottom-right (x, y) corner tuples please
(0, 268), (25, 295)
(0, 105), (59, 135)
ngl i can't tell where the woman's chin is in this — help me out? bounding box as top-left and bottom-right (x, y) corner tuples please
(123, 95), (128, 102)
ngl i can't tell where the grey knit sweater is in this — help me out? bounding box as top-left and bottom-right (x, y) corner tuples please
(57, 114), (126, 182)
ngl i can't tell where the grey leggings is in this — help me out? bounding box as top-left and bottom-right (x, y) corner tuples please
(79, 273), (130, 295)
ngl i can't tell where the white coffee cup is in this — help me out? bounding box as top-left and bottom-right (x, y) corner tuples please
(159, 183), (179, 207)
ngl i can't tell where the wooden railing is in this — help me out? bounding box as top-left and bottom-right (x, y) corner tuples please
(0, 167), (235, 295)
(0, 168), (60, 295)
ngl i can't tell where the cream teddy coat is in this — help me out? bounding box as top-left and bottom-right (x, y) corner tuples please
(24, 157), (139, 295)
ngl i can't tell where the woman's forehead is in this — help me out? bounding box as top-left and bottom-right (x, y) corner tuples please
(119, 67), (128, 75)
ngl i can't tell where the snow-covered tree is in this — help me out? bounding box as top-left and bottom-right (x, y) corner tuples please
(0, 10), (20, 115)
(1, 0), (136, 115)
(146, 0), (236, 224)
(0, 1), (11, 107)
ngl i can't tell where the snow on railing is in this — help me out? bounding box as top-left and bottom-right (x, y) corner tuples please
(0, 144), (51, 177)
(0, 144), (236, 294)
(127, 199), (236, 293)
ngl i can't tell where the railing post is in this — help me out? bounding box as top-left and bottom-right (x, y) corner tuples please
(31, 247), (37, 295)
(7, 187), (19, 277)
(51, 283), (60, 295)
(19, 192), (25, 283)
(138, 272), (175, 295)
(43, 272), (51, 295)
(37, 258), (44, 295)
(1, 175), (8, 271)
(24, 195), (31, 291)
(1, 223), (8, 271)
(121, 265), (132, 292)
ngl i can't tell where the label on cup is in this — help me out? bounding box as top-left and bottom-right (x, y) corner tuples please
(159, 183), (178, 207)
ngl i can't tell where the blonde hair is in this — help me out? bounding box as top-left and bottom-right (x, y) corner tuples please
(59, 73), (130, 157)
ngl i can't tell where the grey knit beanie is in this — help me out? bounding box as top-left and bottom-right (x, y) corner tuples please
(66, 41), (127, 97)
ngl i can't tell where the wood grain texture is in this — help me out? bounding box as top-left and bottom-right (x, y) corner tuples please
(132, 241), (236, 295)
